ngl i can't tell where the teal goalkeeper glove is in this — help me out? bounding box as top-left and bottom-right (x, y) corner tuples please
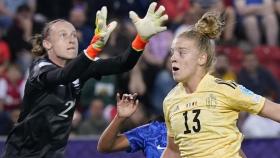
(129, 2), (168, 41)
(85, 6), (117, 59)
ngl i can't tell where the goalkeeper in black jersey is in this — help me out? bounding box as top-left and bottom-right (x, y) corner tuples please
(2, 3), (168, 158)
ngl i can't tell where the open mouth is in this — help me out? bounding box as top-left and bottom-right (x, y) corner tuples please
(172, 67), (179, 71)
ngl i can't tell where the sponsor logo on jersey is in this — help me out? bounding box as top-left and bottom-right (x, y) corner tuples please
(156, 145), (166, 150)
(185, 101), (198, 108)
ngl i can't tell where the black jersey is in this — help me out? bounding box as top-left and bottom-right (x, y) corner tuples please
(2, 46), (142, 158)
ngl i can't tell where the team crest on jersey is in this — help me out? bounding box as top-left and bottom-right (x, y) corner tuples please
(206, 94), (217, 109)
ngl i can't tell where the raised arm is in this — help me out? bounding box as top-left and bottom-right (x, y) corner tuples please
(97, 93), (139, 153)
(80, 2), (168, 81)
(161, 136), (181, 158)
(40, 6), (117, 85)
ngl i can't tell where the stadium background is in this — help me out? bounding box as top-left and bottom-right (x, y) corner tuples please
(0, 0), (280, 157)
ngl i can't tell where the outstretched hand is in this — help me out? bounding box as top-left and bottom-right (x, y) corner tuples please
(129, 2), (168, 41)
(116, 93), (139, 118)
(86, 6), (117, 59)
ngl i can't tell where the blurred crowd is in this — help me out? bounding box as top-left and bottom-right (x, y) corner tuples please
(1, 0), (280, 138)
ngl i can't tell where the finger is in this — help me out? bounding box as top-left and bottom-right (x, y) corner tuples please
(127, 94), (133, 100)
(155, 5), (165, 17)
(147, 2), (157, 15)
(159, 14), (168, 23)
(133, 99), (139, 109)
(116, 93), (121, 103)
(129, 11), (140, 24)
(132, 93), (138, 100)
(123, 94), (129, 101)
(156, 26), (167, 32)
(121, 93), (126, 101)
(100, 6), (107, 23)
(95, 11), (101, 33)
(107, 21), (118, 34)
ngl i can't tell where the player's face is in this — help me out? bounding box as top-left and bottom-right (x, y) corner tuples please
(46, 21), (78, 60)
(170, 37), (202, 83)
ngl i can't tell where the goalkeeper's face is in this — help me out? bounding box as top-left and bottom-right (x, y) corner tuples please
(46, 21), (78, 60)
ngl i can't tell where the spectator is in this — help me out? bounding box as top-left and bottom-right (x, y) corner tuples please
(0, 0), (28, 28)
(213, 53), (237, 81)
(78, 99), (108, 135)
(4, 4), (32, 59)
(0, 64), (23, 111)
(4, 4), (37, 73)
(192, 0), (236, 41)
(238, 53), (280, 102)
(69, 6), (93, 52)
(235, 0), (279, 46)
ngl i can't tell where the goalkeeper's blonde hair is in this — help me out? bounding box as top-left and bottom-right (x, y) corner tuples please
(31, 19), (67, 57)
(177, 11), (225, 72)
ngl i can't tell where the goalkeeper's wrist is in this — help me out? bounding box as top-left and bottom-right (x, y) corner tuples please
(85, 45), (102, 60)
(132, 34), (148, 51)
(84, 35), (103, 60)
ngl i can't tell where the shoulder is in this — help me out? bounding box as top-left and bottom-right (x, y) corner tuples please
(164, 83), (182, 105)
(29, 56), (56, 81)
(201, 75), (238, 94)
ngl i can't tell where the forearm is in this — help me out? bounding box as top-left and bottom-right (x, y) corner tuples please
(97, 115), (127, 152)
(96, 46), (142, 75)
(43, 52), (92, 85)
(259, 99), (280, 123)
(80, 45), (142, 82)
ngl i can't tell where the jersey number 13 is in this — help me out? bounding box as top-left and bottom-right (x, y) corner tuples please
(183, 109), (201, 134)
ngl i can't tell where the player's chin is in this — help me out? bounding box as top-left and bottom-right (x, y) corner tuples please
(172, 74), (181, 82)
(66, 51), (78, 59)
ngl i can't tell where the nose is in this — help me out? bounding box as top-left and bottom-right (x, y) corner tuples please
(170, 51), (177, 63)
(69, 37), (75, 44)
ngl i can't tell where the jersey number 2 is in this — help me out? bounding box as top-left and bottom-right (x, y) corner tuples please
(183, 109), (201, 134)
(59, 100), (75, 118)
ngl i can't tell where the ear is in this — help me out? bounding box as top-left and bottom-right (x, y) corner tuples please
(198, 52), (208, 66)
(42, 39), (52, 50)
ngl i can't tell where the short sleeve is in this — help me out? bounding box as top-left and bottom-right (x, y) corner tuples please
(163, 99), (174, 137)
(226, 84), (265, 114)
(124, 126), (144, 153)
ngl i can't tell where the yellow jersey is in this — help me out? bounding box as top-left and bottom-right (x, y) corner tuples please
(163, 73), (265, 158)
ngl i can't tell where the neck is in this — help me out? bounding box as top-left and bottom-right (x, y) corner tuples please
(48, 52), (67, 67)
(182, 69), (207, 93)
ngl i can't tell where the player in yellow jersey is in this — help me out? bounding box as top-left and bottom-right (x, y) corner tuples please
(161, 11), (280, 158)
